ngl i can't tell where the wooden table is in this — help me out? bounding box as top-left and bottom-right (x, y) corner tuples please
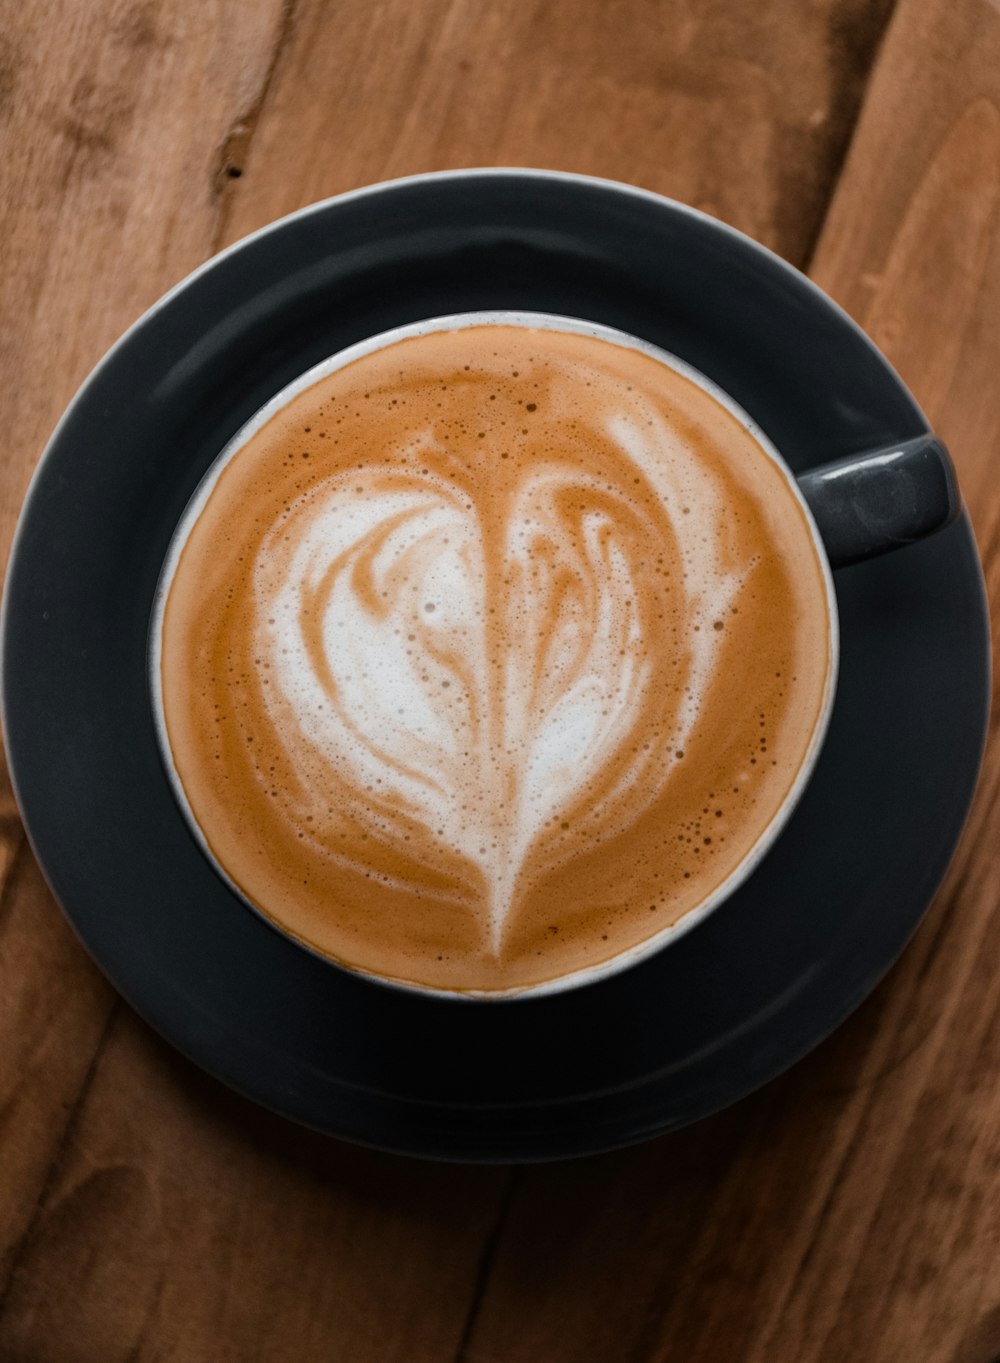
(1, 1), (997, 1358)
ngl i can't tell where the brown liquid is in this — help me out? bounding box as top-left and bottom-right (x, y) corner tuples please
(158, 324), (831, 993)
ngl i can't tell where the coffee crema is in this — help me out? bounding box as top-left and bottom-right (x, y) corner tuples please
(157, 322), (832, 993)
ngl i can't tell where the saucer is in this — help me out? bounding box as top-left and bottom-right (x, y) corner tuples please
(1, 171), (989, 1161)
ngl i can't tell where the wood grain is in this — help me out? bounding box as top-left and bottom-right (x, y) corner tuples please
(3, 0), (997, 1359)
(0, 1022), (511, 1362)
(216, 0), (894, 260)
(0, 0), (288, 1309)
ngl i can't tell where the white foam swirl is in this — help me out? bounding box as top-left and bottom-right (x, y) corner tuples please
(253, 410), (747, 950)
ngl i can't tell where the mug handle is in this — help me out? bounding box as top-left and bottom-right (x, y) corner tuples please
(796, 435), (962, 569)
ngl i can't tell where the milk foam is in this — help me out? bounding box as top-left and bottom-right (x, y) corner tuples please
(253, 405), (746, 948)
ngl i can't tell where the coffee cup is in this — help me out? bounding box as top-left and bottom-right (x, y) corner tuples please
(150, 309), (959, 999)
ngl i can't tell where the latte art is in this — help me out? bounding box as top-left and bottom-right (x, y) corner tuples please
(158, 322), (832, 993)
(256, 416), (743, 949)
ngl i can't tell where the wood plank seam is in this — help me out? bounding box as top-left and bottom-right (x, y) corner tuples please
(765, 1096), (897, 1359)
(210, 0), (301, 257)
(0, 831), (28, 933)
(910, 856), (977, 992)
(0, 998), (120, 1327)
(119, 1263), (169, 1363)
(801, 0), (903, 273)
(452, 1165), (521, 1363)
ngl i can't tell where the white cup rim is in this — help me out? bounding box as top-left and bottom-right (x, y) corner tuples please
(149, 309), (840, 1001)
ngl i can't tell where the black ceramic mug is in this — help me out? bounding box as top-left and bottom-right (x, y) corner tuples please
(797, 434), (960, 569)
(149, 306), (961, 997)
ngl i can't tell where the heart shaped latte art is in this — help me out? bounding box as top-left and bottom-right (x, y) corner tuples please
(253, 408), (747, 951)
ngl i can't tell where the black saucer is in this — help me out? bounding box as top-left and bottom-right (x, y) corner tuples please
(1, 171), (989, 1161)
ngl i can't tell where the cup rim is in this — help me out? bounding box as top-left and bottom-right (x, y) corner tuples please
(149, 307), (840, 1002)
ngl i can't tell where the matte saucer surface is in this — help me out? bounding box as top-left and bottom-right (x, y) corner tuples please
(2, 172), (989, 1161)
